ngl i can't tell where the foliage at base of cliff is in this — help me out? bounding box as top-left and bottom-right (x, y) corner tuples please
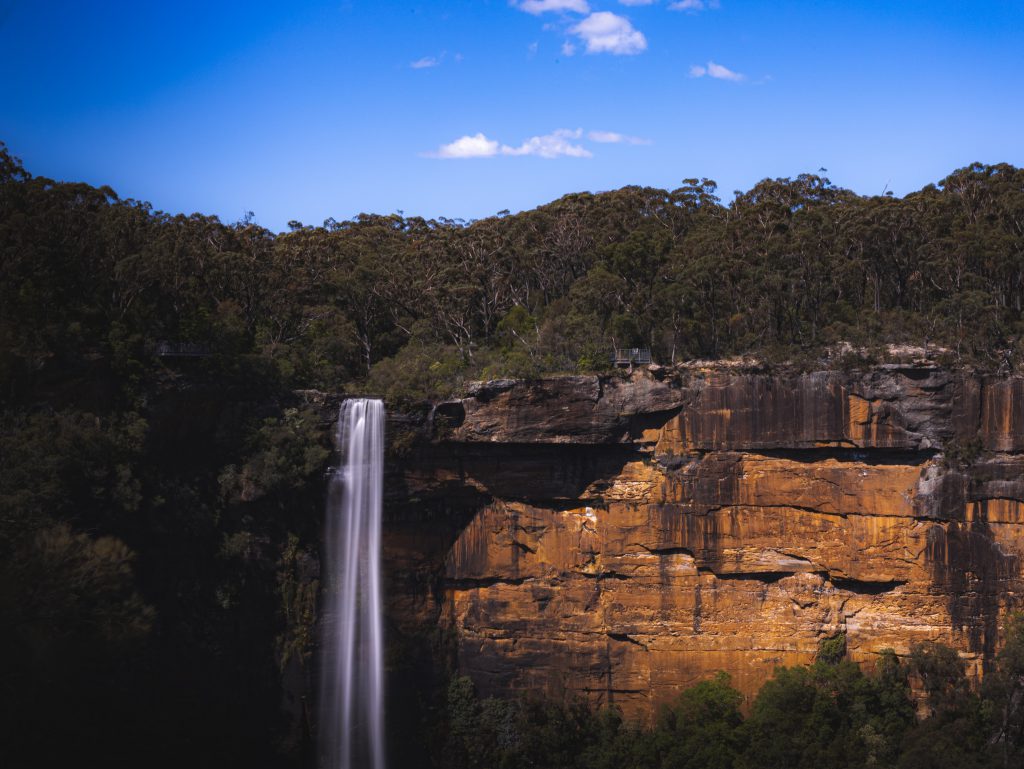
(437, 623), (1024, 769)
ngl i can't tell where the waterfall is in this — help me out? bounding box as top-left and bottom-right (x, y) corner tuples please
(320, 398), (385, 769)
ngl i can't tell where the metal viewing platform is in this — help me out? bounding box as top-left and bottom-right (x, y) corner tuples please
(155, 341), (212, 358)
(612, 348), (652, 367)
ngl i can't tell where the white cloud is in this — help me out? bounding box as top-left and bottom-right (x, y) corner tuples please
(668, 0), (720, 10)
(410, 56), (439, 69)
(690, 60), (744, 81)
(570, 11), (647, 55)
(588, 130), (652, 145)
(706, 60), (744, 80)
(431, 133), (501, 159)
(561, 40), (576, 56)
(428, 129), (592, 159)
(503, 128), (592, 158)
(516, 0), (590, 14)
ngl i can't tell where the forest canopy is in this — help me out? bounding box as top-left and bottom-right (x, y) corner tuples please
(2, 143), (1023, 406)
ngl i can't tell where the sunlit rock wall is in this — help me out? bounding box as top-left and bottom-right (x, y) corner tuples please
(384, 365), (1024, 720)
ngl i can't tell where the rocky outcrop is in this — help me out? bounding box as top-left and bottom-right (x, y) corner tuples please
(383, 364), (1024, 721)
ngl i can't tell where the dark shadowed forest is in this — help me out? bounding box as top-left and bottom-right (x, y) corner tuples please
(3, 143), (1024, 768)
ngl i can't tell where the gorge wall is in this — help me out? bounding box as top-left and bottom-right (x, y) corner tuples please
(382, 363), (1024, 721)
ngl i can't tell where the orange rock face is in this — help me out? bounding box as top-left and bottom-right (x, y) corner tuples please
(385, 366), (1024, 720)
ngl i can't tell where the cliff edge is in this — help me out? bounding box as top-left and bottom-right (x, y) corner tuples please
(385, 363), (1024, 719)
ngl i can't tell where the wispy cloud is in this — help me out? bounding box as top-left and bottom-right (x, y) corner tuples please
(588, 130), (652, 145)
(570, 11), (647, 55)
(669, 0), (720, 11)
(689, 60), (744, 81)
(427, 128), (654, 158)
(430, 133), (502, 159)
(410, 56), (440, 69)
(515, 0), (590, 14)
(561, 40), (576, 56)
(504, 128), (592, 158)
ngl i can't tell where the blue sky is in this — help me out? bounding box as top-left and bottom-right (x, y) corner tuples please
(1, 0), (1022, 231)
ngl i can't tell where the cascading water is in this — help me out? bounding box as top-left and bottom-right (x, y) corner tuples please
(319, 398), (385, 769)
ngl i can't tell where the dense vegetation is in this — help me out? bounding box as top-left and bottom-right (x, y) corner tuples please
(3, 145), (1024, 407)
(442, 627), (1024, 769)
(3, 143), (1024, 767)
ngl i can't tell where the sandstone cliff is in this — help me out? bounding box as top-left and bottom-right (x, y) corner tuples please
(383, 364), (1024, 720)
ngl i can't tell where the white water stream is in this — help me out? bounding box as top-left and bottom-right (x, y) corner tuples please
(320, 398), (385, 769)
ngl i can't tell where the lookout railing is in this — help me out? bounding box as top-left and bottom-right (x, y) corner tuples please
(612, 348), (652, 367)
(155, 341), (212, 358)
